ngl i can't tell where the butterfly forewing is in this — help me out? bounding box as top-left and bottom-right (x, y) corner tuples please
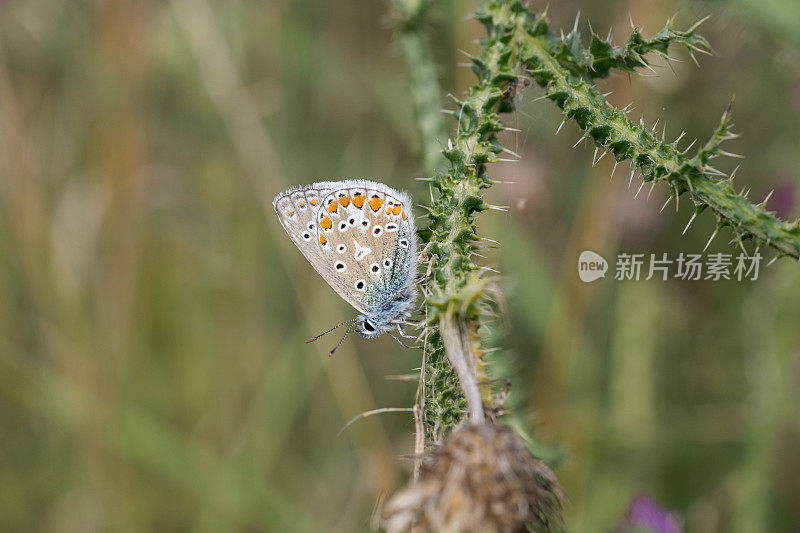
(274, 180), (417, 317)
(273, 182), (350, 299)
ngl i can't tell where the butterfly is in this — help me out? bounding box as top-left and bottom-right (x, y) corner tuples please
(273, 180), (418, 354)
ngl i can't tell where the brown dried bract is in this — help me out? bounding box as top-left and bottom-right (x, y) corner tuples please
(384, 423), (564, 533)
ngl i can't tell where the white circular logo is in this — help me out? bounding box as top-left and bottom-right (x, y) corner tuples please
(578, 250), (608, 282)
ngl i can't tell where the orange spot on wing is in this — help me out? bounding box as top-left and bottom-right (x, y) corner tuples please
(402, 211), (407, 220)
(352, 193), (365, 208)
(327, 202), (338, 213)
(338, 195), (350, 207)
(392, 205), (402, 215)
(386, 206), (393, 214)
(319, 234), (327, 245)
(298, 200), (306, 207)
(309, 198), (318, 205)
(287, 210), (294, 216)
(320, 215), (332, 229)
(369, 196), (383, 212)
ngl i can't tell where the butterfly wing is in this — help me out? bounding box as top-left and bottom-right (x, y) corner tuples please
(274, 180), (417, 316)
(314, 181), (417, 315)
(272, 181), (347, 298)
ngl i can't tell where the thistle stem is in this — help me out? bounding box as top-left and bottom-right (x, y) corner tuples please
(440, 310), (485, 423)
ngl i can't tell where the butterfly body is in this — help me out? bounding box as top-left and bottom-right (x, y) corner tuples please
(273, 180), (418, 341)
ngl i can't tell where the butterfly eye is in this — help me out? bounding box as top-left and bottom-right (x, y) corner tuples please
(385, 223), (397, 232)
(307, 222), (315, 231)
(399, 239), (409, 248)
(354, 279), (365, 291)
(348, 217), (356, 226)
(334, 261), (347, 272)
(361, 220), (370, 228)
(302, 232), (311, 241)
(337, 244), (347, 254)
(370, 263), (380, 275)
(383, 258), (393, 268)
(372, 226), (383, 237)
(363, 320), (375, 332)
(339, 222), (348, 232)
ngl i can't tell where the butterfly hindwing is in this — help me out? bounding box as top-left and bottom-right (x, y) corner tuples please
(315, 182), (416, 315)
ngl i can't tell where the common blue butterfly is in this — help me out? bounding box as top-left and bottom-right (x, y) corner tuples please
(273, 180), (418, 354)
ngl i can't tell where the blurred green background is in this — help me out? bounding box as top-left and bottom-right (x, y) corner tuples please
(0, 0), (798, 531)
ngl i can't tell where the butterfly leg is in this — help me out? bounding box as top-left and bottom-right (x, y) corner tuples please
(394, 324), (419, 339)
(388, 333), (412, 349)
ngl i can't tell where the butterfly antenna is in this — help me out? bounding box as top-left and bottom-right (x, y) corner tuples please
(328, 322), (356, 357)
(306, 317), (358, 344)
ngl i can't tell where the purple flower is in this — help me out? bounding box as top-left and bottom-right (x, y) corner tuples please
(768, 181), (797, 221)
(623, 494), (682, 533)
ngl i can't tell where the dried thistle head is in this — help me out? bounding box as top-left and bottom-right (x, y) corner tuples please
(383, 423), (564, 533)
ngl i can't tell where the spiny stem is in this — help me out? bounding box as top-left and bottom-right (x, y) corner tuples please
(402, 0), (800, 447)
(491, 1), (800, 258)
